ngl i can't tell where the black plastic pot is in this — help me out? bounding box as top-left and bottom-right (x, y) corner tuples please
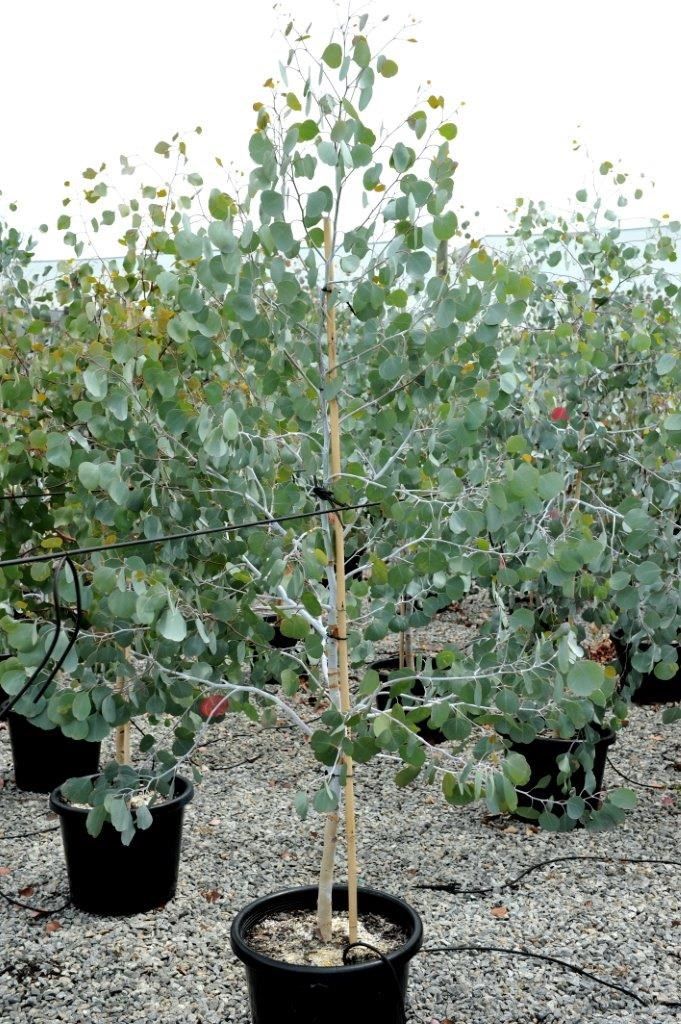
(262, 614), (298, 651)
(7, 712), (101, 793)
(0, 652), (10, 718)
(49, 775), (194, 915)
(612, 634), (681, 705)
(230, 884), (423, 1024)
(372, 657), (445, 746)
(510, 729), (615, 817)
(252, 615), (299, 687)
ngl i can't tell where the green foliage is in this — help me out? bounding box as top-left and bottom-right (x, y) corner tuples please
(1, 14), (677, 844)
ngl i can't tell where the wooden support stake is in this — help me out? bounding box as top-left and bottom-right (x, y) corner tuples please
(324, 217), (359, 945)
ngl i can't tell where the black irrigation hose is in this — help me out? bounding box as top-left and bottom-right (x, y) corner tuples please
(417, 859), (681, 1003)
(422, 945), (681, 1009)
(0, 825), (59, 841)
(0, 555), (82, 719)
(341, 930), (681, 1012)
(206, 754), (262, 772)
(0, 817), (68, 917)
(0, 889), (69, 917)
(606, 756), (666, 790)
(0, 500), (380, 569)
(416, 854), (681, 897)
(0, 491), (67, 501)
(343, 941), (406, 1024)
(0, 833), (678, 1004)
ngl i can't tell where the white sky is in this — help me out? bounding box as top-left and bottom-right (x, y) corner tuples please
(3, 0), (680, 257)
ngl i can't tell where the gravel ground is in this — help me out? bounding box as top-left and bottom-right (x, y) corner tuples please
(1, 599), (680, 1024)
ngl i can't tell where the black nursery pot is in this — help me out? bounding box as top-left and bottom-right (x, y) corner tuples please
(7, 712), (101, 794)
(510, 729), (615, 817)
(230, 884), (423, 1024)
(372, 657), (446, 746)
(262, 614), (298, 650)
(255, 615), (298, 686)
(0, 651), (10, 715)
(612, 634), (681, 705)
(49, 775), (194, 915)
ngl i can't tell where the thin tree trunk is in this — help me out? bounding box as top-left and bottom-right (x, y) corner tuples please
(316, 779), (341, 939)
(404, 604), (414, 672)
(315, 217), (359, 944)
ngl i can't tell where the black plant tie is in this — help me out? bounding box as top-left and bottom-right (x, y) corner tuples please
(310, 481), (349, 512)
(311, 484), (337, 503)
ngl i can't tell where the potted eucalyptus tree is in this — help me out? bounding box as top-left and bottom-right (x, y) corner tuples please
(0, 13), (647, 1018)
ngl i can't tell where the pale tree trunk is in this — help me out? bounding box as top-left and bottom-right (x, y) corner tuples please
(315, 217), (359, 944)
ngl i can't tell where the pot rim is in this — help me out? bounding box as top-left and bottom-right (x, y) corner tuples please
(510, 727), (616, 750)
(6, 709), (102, 737)
(48, 773), (194, 817)
(230, 883), (423, 976)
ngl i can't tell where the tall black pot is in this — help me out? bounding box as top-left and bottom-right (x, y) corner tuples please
(49, 775), (194, 915)
(510, 729), (615, 817)
(230, 884), (423, 1024)
(372, 657), (446, 746)
(7, 712), (101, 793)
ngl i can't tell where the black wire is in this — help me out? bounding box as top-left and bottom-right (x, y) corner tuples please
(0, 556), (81, 718)
(606, 756), (665, 790)
(416, 855), (681, 896)
(0, 889), (69, 917)
(342, 941), (405, 1024)
(0, 825), (59, 841)
(0, 491), (67, 501)
(0, 500), (380, 569)
(424, 945), (654, 1007)
(206, 754), (262, 772)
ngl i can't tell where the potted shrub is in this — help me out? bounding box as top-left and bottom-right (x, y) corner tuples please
(49, 764), (194, 914)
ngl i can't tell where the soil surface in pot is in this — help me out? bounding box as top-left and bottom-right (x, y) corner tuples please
(62, 790), (171, 811)
(246, 909), (408, 967)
